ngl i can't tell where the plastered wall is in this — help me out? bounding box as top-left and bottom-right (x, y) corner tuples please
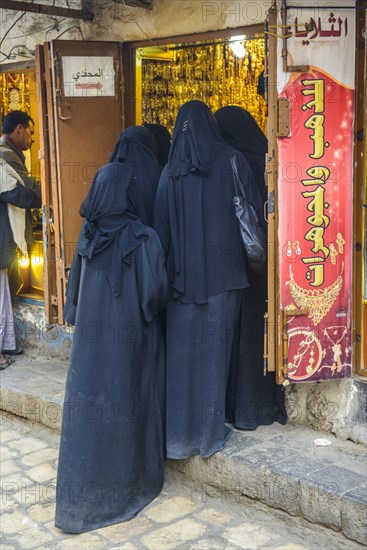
(0, 0), (269, 65)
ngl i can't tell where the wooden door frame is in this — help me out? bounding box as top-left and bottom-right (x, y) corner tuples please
(0, 58), (58, 321)
(35, 44), (59, 323)
(353, 1), (367, 376)
(265, 4), (280, 378)
(35, 41), (126, 323)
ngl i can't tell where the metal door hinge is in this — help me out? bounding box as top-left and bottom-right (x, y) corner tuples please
(277, 98), (291, 137)
(268, 190), (275, 214)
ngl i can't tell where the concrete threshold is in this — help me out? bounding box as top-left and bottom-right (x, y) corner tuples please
(0, 355), (366, 545)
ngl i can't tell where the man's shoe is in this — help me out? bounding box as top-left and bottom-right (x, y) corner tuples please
(1, 347), (23, 355)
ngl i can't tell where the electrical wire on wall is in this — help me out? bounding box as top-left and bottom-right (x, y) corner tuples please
(55, 26), (84, 39)
(113, 0), (164, 50)
(0, 12), (27, 53)
(0, 45), (35, 63)
(0, 8), (84, 64)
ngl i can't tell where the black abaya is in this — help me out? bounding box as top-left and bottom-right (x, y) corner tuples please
(56, 163), (168, 533)
(166, 290), (242, 458)
(226, 269), (286, 429)
(215, 106), (286, 429)
(153, 101), (264, 459)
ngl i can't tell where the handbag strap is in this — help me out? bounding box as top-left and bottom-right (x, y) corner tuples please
(230, 155), (247, 199)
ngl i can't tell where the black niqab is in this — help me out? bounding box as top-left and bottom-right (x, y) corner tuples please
(153, 101), (266, 458)
(168, 100), (233, 177)
(214, 106), (268, 199)
(108, 126), (162, 225)
(144, 123), (171, 167)
(214, 107), (286, 431)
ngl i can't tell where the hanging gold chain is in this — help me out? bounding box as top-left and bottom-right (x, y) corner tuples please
(141, 38), (266, 134)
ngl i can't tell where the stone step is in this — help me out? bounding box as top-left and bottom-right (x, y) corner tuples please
(0, 355), (366, 545)
(2, 415), (363, 550)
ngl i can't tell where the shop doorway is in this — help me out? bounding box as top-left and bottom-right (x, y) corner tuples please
(1, 42), (125, 324)
(0, 68), (43, 304)
(124, 25), (273, 370)
(35, 40), (125, 323)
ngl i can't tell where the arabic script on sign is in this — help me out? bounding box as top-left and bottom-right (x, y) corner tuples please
(62, 56), (115, 97)
(286, 13), (348, 46)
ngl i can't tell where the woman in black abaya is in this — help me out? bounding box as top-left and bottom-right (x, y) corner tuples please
(153, 100), (264, 459)
(214, 105), (286, 430)
(108, 126), (162, 225)
(56, 162), (168, 534)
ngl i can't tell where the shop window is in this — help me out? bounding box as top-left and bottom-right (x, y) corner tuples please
(134, 35), (266, 134)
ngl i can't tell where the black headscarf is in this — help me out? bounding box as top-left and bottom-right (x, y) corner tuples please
(214, 106), (268, 199)
(75, 163), (148, 298)
(144, 123), (171, 168)
(168, 100), (234, 178)
(108, 126), (162, 225)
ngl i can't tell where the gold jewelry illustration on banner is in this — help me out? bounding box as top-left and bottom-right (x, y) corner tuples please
(287, 263), (344, 326)
(336, 232), (345, 254)
(318, 324), (349, 375)
(286, 240), (302, 258)
(287, 329), (323, 380)
(329, 243), (338, 265)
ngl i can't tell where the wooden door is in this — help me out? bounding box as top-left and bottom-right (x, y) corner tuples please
(354, 4), (367, 377)
(36, 41), (124, 323)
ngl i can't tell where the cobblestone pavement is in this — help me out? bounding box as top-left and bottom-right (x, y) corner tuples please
(1, 414), (365, 550)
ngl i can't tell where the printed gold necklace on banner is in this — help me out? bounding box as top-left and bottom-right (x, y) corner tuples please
(287, 263), (344, 326)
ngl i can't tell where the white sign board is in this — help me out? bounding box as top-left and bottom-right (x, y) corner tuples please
(62, 56), (115, 97)
(277, 0), (356, 92)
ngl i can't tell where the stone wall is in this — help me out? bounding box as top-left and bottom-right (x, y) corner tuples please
(285, 379), (367, 445)
(14, 302), (72, 364)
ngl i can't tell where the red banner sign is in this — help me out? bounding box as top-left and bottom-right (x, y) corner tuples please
(278, 68), (354, 382)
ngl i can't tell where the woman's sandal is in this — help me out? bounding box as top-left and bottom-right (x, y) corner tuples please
(1, 346), (23, 355)
(0, 355), (14, 370)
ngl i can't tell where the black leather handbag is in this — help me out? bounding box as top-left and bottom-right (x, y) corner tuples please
(230, 156), (267, 273)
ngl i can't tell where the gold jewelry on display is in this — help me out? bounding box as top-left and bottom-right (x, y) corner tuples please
(140, 38), (266, 133)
